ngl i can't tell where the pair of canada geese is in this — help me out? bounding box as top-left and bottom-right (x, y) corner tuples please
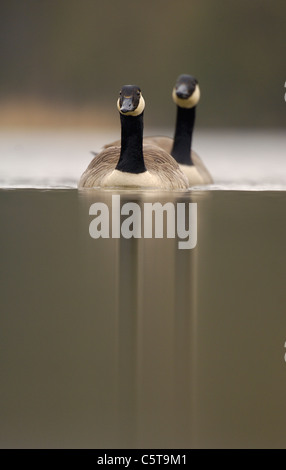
(78, 74), (213, 190)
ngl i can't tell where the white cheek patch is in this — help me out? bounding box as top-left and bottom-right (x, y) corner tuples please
(132, 95), (145, 116)
(118, 95), (145, 116)
(172, 84), (201, 108)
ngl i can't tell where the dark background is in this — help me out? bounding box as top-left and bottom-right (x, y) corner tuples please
(0, 0), (285, 127)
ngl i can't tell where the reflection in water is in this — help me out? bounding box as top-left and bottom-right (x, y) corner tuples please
(1, 188), (286, 448)
(79, 189), (201, 448)
(116, 233), (138, 448)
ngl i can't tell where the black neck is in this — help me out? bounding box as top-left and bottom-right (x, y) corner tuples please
(171, 106), (196, 165)
(115, 112), (146, 173)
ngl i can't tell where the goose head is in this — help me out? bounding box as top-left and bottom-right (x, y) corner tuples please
(117, 85), (145, 116)
(172, 74), (200, 108)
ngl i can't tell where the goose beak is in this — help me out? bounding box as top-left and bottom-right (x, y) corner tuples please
(176, 84), (189, 99)
(176, 83), (193, 99)
(120, 97), (134, 113)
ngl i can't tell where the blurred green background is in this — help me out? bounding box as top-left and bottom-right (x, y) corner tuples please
(0, 0), (285, 128)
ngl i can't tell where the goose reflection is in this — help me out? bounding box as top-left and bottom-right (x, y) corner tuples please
(78, 189), (208, 447)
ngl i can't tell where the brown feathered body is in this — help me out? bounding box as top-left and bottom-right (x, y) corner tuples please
(103, 136), (213, 184)
(78, 144), (189, 190)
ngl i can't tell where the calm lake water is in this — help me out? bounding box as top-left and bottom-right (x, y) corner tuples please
(1, 130), (286, 448)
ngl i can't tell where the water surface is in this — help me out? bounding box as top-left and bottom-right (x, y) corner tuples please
(1, 130), (286, 448)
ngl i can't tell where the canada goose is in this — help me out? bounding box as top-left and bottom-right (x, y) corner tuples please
(78, 85), (188, 190)
(150, 74), (213, 184)
(102, 75), (213, 185)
